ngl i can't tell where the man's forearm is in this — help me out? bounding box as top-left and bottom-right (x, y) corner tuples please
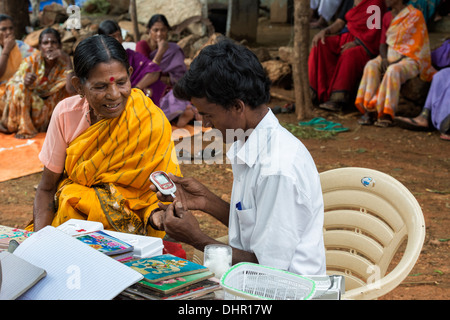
(203, 191), (230, 226)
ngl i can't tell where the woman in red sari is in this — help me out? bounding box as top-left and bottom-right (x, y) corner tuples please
(308, 0), (386, 111)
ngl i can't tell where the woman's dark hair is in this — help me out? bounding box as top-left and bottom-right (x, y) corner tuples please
(98, 19), (121, 36)
(38, 28), (61, 46)
(73, 35), (130, 83)
(146, 14), (171, 30)
(173, 38), (271, 110)
(0, 14), (13, 24)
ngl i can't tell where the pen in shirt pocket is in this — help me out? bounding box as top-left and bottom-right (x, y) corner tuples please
(236, 201), (242, 210)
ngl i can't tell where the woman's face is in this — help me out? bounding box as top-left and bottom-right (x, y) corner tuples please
(0, 19), (14, 46)
(149, 21), (168, 42)
(108, 30), (123, 44)
(39, 33), (61, 59)
(76, 60), (132, 120)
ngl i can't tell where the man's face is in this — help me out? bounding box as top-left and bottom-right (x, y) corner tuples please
(0, 19), (14, 46)
(191, 97), (243, 138)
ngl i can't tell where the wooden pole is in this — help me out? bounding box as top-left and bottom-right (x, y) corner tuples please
(292, 0), (313, 120)
(130, 0), (140, 42)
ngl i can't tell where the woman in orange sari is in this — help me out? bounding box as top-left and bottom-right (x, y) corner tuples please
(29, 35), (180, 237)
(355, 0), (436, 126)
(0, 14), (35, 98)
(0, 28), (74, 139)
(308, 0), (386, 111)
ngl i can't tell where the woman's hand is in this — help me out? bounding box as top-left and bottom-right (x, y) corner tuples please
(44, 48), (63, 62)
(312, 29), (327, 47)
(24, 72), (37, 87)
(341, 41), (358, 53)
(152, 39), (169, 65)
(1, 33), (16, 55)
(380, 58), (389, 74)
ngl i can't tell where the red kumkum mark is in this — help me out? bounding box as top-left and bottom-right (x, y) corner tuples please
(109, 76), (115, 82)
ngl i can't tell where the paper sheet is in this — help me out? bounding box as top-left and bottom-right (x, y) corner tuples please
(13, 226), (143, 300)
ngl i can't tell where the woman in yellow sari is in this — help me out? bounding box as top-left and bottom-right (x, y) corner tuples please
(0, 28), (74, 139)
(355, 0), (436, 127)
(29, 35), (181, 237)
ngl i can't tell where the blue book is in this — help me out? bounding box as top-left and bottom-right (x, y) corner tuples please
(74, 230), (133, 256)
(125, 254), (208, 283)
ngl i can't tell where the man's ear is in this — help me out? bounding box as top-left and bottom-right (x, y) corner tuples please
(233, 99), (246, 114)
(128, 66), (134, 76)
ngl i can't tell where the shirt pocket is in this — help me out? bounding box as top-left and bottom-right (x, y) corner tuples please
(235, 206), (256, 251)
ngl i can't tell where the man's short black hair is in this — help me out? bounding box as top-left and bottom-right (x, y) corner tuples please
(174, 38), (271, 110)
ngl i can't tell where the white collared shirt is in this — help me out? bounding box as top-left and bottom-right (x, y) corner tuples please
(226, 109), (326, 275)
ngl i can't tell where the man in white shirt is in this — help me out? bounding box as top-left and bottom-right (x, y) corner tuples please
(150, 39), (326, 275)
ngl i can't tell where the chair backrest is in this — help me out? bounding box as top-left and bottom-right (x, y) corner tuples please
(320, 167), (426, 299)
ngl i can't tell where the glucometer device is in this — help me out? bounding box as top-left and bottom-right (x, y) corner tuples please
(149, 171), (177, 198)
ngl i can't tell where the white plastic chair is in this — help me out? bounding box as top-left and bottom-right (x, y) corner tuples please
(320, 167), (426, 299)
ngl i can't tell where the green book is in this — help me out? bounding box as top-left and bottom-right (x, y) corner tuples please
(124, 254), (208, 283)
(137, 270), (215, 294)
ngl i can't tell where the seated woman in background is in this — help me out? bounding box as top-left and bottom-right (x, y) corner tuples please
(29, 35), (181, 235)
(136, 14), (198, 127)
(308, 0), (386, 112)
(0, 28), (75, 139)
(0, 14), (35, 98)
(395, 67), (450, 141)
(98, 20), (161, 96)
(355, 0), (435, 127)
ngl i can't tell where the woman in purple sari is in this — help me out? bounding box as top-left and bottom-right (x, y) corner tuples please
(136, 14), (197, 126)
(99, 19), (196, 127)
(395, 39), (450, 141)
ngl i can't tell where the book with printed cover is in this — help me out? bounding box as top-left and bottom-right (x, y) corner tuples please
(0, 225), (34, 251)
(124, 254), (208, 283)
(74, 230), (133, 256)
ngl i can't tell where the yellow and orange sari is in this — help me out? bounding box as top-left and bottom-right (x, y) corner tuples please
(48, 90), (181, 237)
(0, 40), (35, 97)
(355, 5), (436, 117)
(0, 50), (70, 137)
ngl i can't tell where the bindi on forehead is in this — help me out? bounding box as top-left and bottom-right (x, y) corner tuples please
(110, 77), (115, 82)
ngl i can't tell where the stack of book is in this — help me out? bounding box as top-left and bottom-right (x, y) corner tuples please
(0, 225), (34, 252)
(2, 226), (144, 300)
(119, 254), (221, 300)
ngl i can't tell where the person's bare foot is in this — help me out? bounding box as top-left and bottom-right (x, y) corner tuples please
(14, 132), (36, 139)
(395, 114), (430, 130)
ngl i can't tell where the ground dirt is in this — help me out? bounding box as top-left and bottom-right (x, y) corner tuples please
(0, 18), (448, 300)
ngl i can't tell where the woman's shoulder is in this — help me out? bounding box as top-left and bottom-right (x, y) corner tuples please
(168, 42), (181, 49)
(128, 89), (170, 124)
(54, 95), (88, 119)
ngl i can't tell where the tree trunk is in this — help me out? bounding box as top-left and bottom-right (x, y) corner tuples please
(129, 0), (140, 42)
(292, 0), (313, 120)
(0, 0), (30, 39)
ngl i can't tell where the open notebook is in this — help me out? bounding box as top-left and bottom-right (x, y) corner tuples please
(12, 226), (143, 300)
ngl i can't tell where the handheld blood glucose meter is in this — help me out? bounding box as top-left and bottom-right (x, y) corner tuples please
(149, 171), (177, 198)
